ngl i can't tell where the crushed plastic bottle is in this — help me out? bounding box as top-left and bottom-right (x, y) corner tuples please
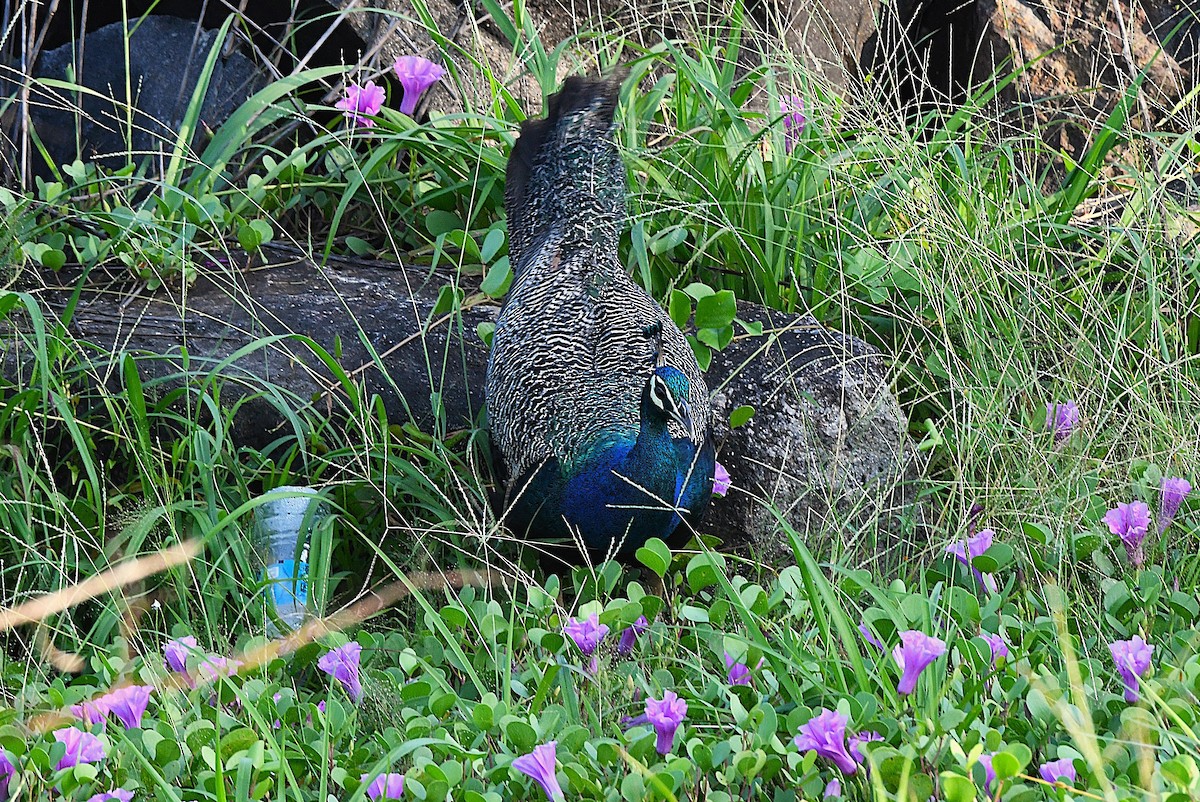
(252, 485), (326, 637)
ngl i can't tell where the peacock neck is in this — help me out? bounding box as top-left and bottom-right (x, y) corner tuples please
(625, 399), (674, 473)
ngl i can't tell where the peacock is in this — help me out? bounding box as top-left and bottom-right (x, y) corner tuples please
(485, 75), (716, 566)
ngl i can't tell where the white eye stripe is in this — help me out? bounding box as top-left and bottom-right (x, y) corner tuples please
(649, 376), (677, 414)
(649, 378), (665, 408)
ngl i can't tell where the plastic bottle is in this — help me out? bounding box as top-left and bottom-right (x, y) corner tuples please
(252, 485), (326, 637)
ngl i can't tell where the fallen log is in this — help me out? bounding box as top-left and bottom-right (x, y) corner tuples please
(3, 247), (919, 560)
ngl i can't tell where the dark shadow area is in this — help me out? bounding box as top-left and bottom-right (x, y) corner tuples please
(0, 0), (371, 184)
(861, 0), (985, 120)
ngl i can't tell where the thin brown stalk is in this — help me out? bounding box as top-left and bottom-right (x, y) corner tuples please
(0, 540), (202, 631)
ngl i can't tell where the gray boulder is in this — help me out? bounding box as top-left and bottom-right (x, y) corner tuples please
(27, 15), (267, 175)
(705, 303), (920, 562)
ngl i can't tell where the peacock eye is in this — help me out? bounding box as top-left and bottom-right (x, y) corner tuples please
(649, 376), (677, 415)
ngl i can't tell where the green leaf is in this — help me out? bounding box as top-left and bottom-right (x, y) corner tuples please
(440, 605), (468, 628)
(471, 701), (494, 730)
(1022, 521), (1052, 544)
(237, 219), (273, 252)
(123, 353), (151, 458)
(432, 284), (462, 316)
(907, 775), (935, 801)
(441, 229), (481, 263)
(1162, 756), (1198, 788)
(735, 317), (763, 336)
(1103, 581), (1135, 618)
(973, 542), (1013, 572)
(426, 210), (464, 237)
(1024, 687), (1056, 727)
(696, 327), (722, 349)
(236, 223), (261, 252)
(688, 337), (712, 371)
(1169, 591), (1199, 618)
(1071, 530), (1101, 559)
(940, 772), (976, 802)
(40, 248), (66, 270)
(476, 322), (495, 348)
(685, 552), (726, 593)
(729, 405), (755, 428)
(1003, 744), (1032, 773)
(669, 290), (692, 329)
(649, 226), (687, 255)
(480, 258), (513, 298)
(480, 227), (506, 263)
(142, 729), (165, 758)
(991, 751), (1020, 779)
(694, 290), (736, 329)
(635, 538), (671, 578)
(533, 630), (564, 652)
(219, 727), (259, 760)
(431, 690), (458, 717)
(504, 720), (538, 752)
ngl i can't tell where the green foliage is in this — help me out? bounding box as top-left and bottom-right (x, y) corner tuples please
(2, 487), (1198, 800)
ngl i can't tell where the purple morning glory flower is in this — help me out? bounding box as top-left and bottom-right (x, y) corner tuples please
(824, 779), (842, 798)
(893, 631), (947, 695)
(52, 728), (106, 769)
(103, 685), (153, 730)
(945, 527), (998, 593)
(336, 80), (387, 128)
(163, 635), (198, 674)
(724, 652), (760, 686)
(645, 690), (688, 755)
(793, 708), (857, 775)
(85, 791), (134, 802)
(858, 623), (885, 651)
(976, 753), (997, 790)
(780, 94), (806, 154)
(982, 632), (1009, 667)
(1109, 636), (1153, 702)
(713, 461), (732, 497)
(1046, 400), (1080, 443)
(848, 730), (883, 766)
(318, 642), (363, 704)
(945, 526), (992, 564)
(1160, 477), (1192, 534)
(1, 749), (14, 799)
(1104, 501), (1152, 567)
(511, 741), (565, 801)
(617, 616), (649, 656)
(1039, 757), (1077, 783)
(361, 772), (405, 800)
(393, 56), (445, 116)
(563, 613), (609, 657)
(71, 696), (111, 727)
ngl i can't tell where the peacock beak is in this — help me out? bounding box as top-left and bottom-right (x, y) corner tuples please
(671, 400), (693, 434)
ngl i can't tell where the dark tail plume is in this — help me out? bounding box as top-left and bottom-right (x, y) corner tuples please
(505, 76), (625, 272)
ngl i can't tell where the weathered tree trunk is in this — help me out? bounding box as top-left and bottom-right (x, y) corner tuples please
(3, 247), (919, 560)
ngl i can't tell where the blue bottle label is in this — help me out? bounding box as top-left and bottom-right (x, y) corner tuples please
(263, 560), (309, 608)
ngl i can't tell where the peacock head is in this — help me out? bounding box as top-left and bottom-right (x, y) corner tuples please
(643, 366), (693, 433)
